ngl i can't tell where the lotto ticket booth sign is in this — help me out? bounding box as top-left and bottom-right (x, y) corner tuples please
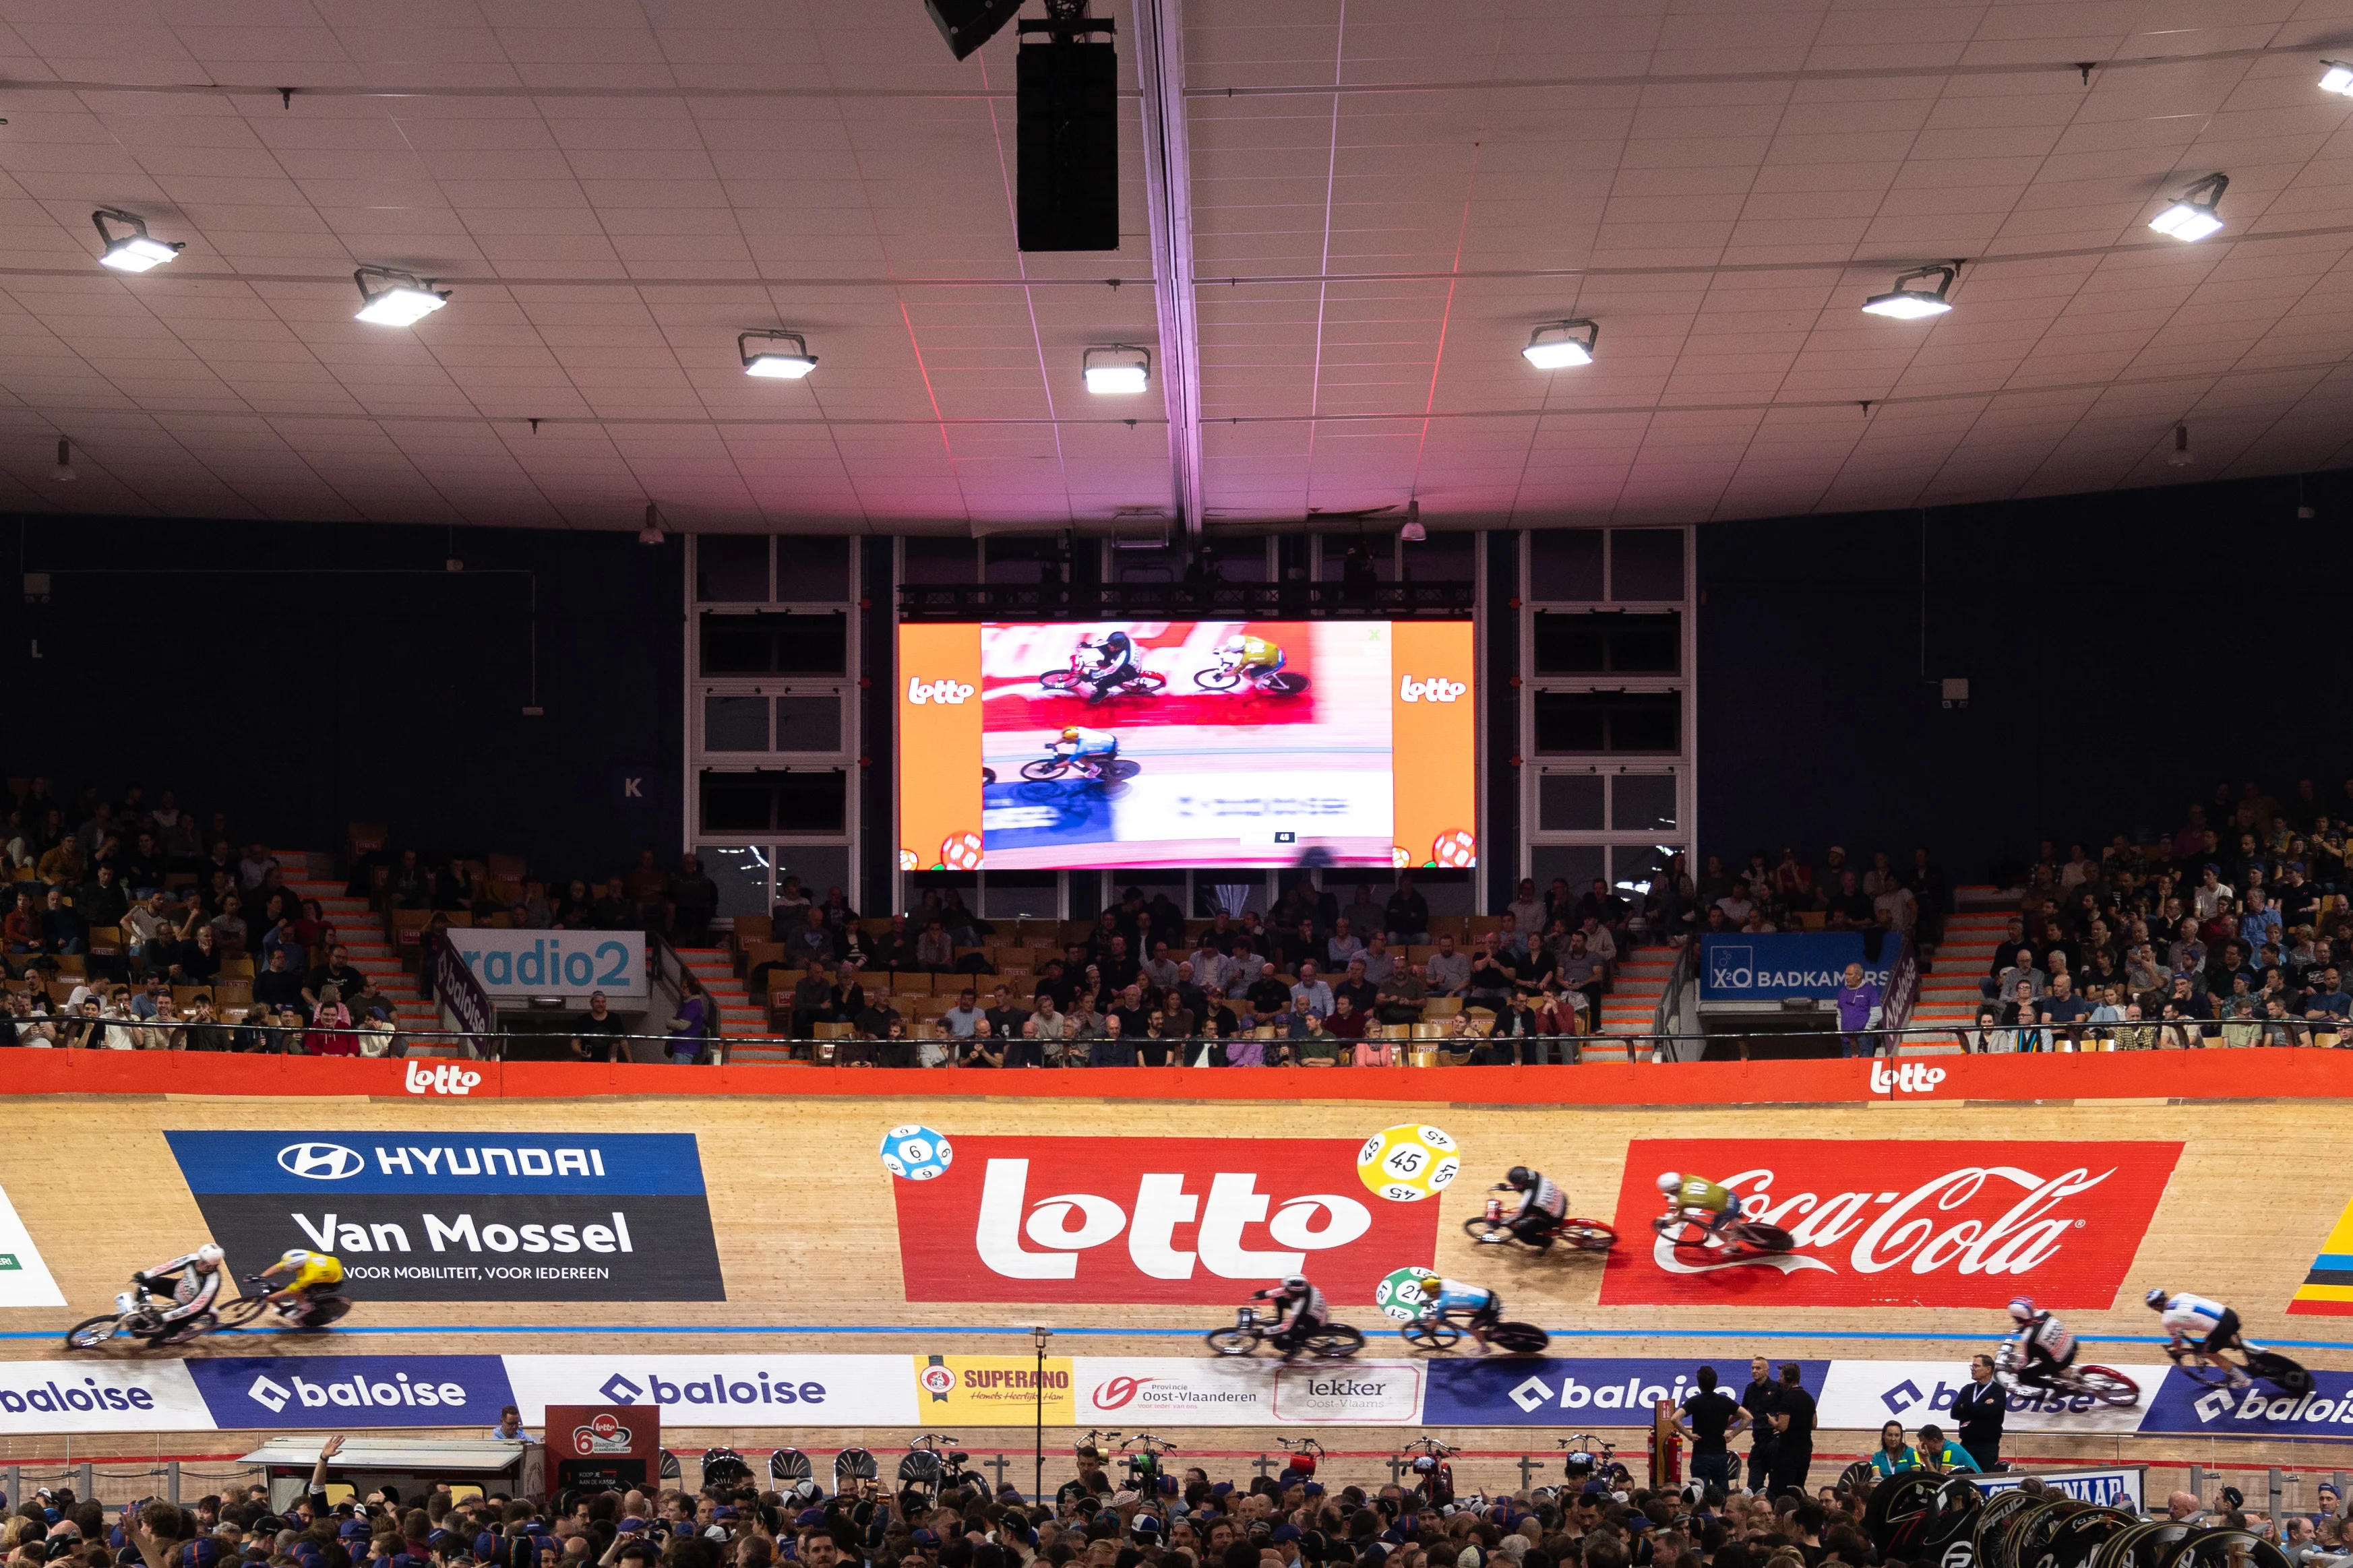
(549, 1406), (660, 1493)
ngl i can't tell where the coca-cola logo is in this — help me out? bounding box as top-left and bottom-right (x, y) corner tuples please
(1599, 1139), (2182, 1308)
(892, 1137), (1439, 1304)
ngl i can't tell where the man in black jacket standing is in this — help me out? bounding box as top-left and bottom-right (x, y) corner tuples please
(1951, 1352), (2007, 1472)
(1767, 1362), (1816, 1500)
(1740, 1355), (1779, 1495)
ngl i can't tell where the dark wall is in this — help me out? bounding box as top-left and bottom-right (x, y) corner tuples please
(1697, 468), (2353, 884)
(2, 515), (683, 879)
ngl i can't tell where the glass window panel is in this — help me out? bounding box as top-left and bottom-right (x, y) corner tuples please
(774, 537), (851, 602)
(1530, 844), (1606, 898)
(1192, 871), (1269, 917)
(1317, 533), (1391, 582)
(696, 536), (770, 602)
(1612, 774), (1679, 832)
(1404, 532), (1475, 581)
(1610, 528), (1685, 601)
(774, 772), (847, 834)
(1529, 530), (1604, 600)
(696, 846), (772, 918)
(774, 845), (851, 902)
(903, 537), (979, 585)
(772, 613), (847, 675)
(1531, 615), (1606, 675)
(700, 775), (773, 833)
(700, 618), (771, 675)
(1533, 692), (1682, 754)
(1537, 774), (1605, 831)
(1610, 844), (1685, 900)
(1611, 613), (1681, 672)
(772, 694), (842, 753)
(703, 695), (769, 752)
(983, 870), (1060, 919)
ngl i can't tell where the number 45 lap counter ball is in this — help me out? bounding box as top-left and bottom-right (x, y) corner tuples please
(1357, 1123), (1459, 1201)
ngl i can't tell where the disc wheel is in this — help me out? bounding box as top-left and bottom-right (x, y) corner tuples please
(215, 1293), (276, 1328)
(1489, 1321), (1549, 1354)
(65, 1315), (124, 1351)
(1204, 1327), (1255, 1357)
(2171, 1350), (2230, 1387)
(2074, 1365), (2140, 1406)
(1560, 1220), (1617, 1251)
(1402, 1319), (1460, 1352)
(2247, 1350), (2313, 1394)
(1302, 1325), (1365, 1358)
(1260, 672), (1310, 696)
(1730, 1221), (1796, 1253)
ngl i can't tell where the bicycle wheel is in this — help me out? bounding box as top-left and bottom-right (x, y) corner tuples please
(2170, 1349), (2229, 1387)
(2247, 1350), (2314, 1394)
(1019, 758), (1071, 782)
(1039, 669), (1082, 691)
(1401, 1319), (1459, 1352)
(1303, 1325), (1365, 1358)
(64, 1315), (124, 1351)
(1489, 1322), (1550, 1354)
(980, 767), (996, 786)
(1732, 1221), (1796, 1253)
(146, 1312), (217, 1347)
(1462, 1216), (1515, 1245)
(1260, 672), (1310, 697)
(215, 1293), (276, 1327)
(2074, 1365), (2140, 1406)
(1204, 1327), (1256, 1357)
(1122, 672), (1167, 695)
(1560, 1220), (1618, 1251)
(1193, 668), (1241, 691)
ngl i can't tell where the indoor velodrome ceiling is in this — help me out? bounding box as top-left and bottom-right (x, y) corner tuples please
(2, 0), (2352, 533)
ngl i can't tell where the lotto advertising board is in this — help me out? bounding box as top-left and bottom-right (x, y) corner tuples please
(896, 621), (1475, 870)
(162, 1132), (725, 1302)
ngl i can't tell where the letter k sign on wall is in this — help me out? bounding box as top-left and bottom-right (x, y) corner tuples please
(0, 1181), (65, 1307)
(613, 766), (653, 810)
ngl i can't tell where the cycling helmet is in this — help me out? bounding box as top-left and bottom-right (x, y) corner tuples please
(1281, 1274), (1309, 1292)
(2144, 1288), (2169, 1310)
(195, 1243), (224, 1267)
(1410, 1269), (1442, 1296)
(1061, 726), (1080, 741)
(280, 1248), (312, 1267)
(2007, 1296), (2038, 1322)
(1655, 1171), (1683, 1195)
(1506, 1166), (1533, 1187)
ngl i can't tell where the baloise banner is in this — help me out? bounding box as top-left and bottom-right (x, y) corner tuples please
(162, 1132), (725, 1302)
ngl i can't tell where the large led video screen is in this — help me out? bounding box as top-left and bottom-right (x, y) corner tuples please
(897, 621), (1475, 870)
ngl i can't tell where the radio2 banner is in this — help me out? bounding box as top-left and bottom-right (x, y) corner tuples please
(163, 1132), (725, 1302)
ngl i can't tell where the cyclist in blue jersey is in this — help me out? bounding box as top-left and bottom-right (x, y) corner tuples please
(1409, 1269), (1504, 1352)
(1050, 725), (1120, 780)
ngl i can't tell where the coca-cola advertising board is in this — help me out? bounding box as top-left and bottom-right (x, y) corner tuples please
(1598, 1139), (2182, 1307)
(891, 1137), (1440, 1304)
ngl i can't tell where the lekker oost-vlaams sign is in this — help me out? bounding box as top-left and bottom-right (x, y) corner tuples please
(162, 1133), (725, 1302)
(1599, 1139), (2184, 1308)
(889, 1135), (1445, 1305)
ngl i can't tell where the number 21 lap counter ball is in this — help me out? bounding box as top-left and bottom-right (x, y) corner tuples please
(1357, 1124), (1459, 1201)
(880, 1125), (953, 1180)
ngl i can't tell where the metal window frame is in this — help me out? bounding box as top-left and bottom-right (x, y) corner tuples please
(692, 683), (853, 763)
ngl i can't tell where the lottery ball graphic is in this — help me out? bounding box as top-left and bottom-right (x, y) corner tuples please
(1431, 829), (1477, 869)
(1374, 1266), (1440, 1321)
(1357, 1123), (1459, 1201)
(940, 832), (983, 871)
(880, 1125), (953, 1181)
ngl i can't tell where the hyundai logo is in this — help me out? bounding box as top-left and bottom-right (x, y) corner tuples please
(277, 1142), (365, 1180)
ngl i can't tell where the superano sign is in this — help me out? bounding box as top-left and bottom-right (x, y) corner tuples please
(1598, 1139), (2183, 1309)
(892, 1137), (1438, 1305)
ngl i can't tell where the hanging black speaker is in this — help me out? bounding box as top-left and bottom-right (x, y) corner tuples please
(923, 0), (1026, 61)
(1017, 23), (1119, 251)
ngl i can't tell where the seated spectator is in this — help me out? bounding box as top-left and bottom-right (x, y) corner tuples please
(1376, 962), (1429, 1026)
(1425, 934), (1470, 997)
(1244, 961), (1292, 1028)
(39, 886), (86, 957)
(916, 918), (955, 973)
(1140, 939), (1179, 991)
(1089, 1012), (1134, 1067)
(958, 1017), (1004, 1068)
(1824, 870), (1875, 929)
(553, 878), (594, 929)
(871, 912), (921, 970)
(1325, 916), (1365, 971)
(208, 891), (249, 956)
(783, 906), (834, 964)
(36, 832), (85, 887)
(171, 923), (222, 987)
(1384, 875), (1431, 943)
(789, 958), (836, 1038)
(1288, 1011), (1339, 1066)
(942, 986), (983, 1037)
(1555, 932), (1606, 1015)
(303, 943), (367, 1012)
(590, 877), (634, 931)
(306, 987), (357, 1055)
(1289, 960), (1333, 1026)
(1328, 992), (1369, 1040)
(253, 945), (305, 1010)
(1464, 935), (1515, 1010)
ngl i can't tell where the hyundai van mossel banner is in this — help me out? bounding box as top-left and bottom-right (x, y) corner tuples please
(1699, 934), (1895, 1001)
(1597, 1139), (2182, 1308)
(890, 1137), (1440, 1305)
(164, 1132), (725, 1302)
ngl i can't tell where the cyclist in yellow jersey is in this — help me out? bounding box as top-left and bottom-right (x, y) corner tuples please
(254, 1248), (353, 1327)
(1656, 1170), (1742, 1240)
(1215, 633), (1286, 685)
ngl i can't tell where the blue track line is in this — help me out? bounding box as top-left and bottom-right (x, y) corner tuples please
(5, 1323), (2352, 1350)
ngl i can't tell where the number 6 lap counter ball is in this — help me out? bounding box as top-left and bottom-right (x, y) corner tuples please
(1357, 1123), (1459, 1201)
(880, 1125), (953, 1181)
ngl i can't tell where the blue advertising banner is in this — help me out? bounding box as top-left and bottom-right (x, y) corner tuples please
(162, 1133), (725, 1303)
(185, 1355), (514, 1430)
(1699, 934), (1896, 1001)
(1424, 1357), (1829, 1426)
(2138, 1366), (2353, 1437)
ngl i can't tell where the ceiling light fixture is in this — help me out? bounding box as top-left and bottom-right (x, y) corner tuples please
(51, 437), (74, 482)
(740, 330), (818, 379)
(1084, 344), (1151, 394)
(353, 265), (450, 326)
(2149, 174), (2228, 242)
(2170, 422), (2194, 468)
(639, 501), (666, 546)
(1861, 263), (1958, 319)
(1521, 319), (1599, 369)
(2323, 60), (2353, 95)
(92, 208), (183, 273)
(1399, 494), (1427, 544)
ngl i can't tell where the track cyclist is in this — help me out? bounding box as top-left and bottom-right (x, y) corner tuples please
(1214, 633), (1287, 690)
(255, 1247), (353, 1327)
(1657, 1170), (1743, 1241)
(1408, 1269), (1505, 1352)
(2146, 1288), (2251, 1389)
(1497, 1166), (1571, 1251)
(1252, 1275), (1330, 1360)
(131, 1242), (226, 1338)
(1049, 725), (1120, 780)
(1076, 631), (1143, 701)
(2002, 1296), (2079, 1392)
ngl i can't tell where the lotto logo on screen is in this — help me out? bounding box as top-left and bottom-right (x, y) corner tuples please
(892, 1137), (1439, 1304)
(907, 678), (975, 705)
(1597, 1138), (2183, 1308)
(1397, 675), (1466, 703)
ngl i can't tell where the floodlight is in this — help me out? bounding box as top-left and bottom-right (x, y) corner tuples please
(92, 209), (182, 273)
(740, 330), (818, 379)
(1084, 344), (1151, 394)
(354, 265), (450, 325)
(2149, 175), (2227, 241)
(1521, 319), (1599, 369)
(1861, 264), (1957, 319)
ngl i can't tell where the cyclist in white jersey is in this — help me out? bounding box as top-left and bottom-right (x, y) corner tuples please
(2147, 1288), (2250, 1387)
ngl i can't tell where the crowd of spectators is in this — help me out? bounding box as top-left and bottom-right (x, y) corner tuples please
(1955, 777), (2353, 1051)
(755, 874), (1647, 1067)
(1653, 849), (1949, 952)
(9, 1417), (2344, 1568)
